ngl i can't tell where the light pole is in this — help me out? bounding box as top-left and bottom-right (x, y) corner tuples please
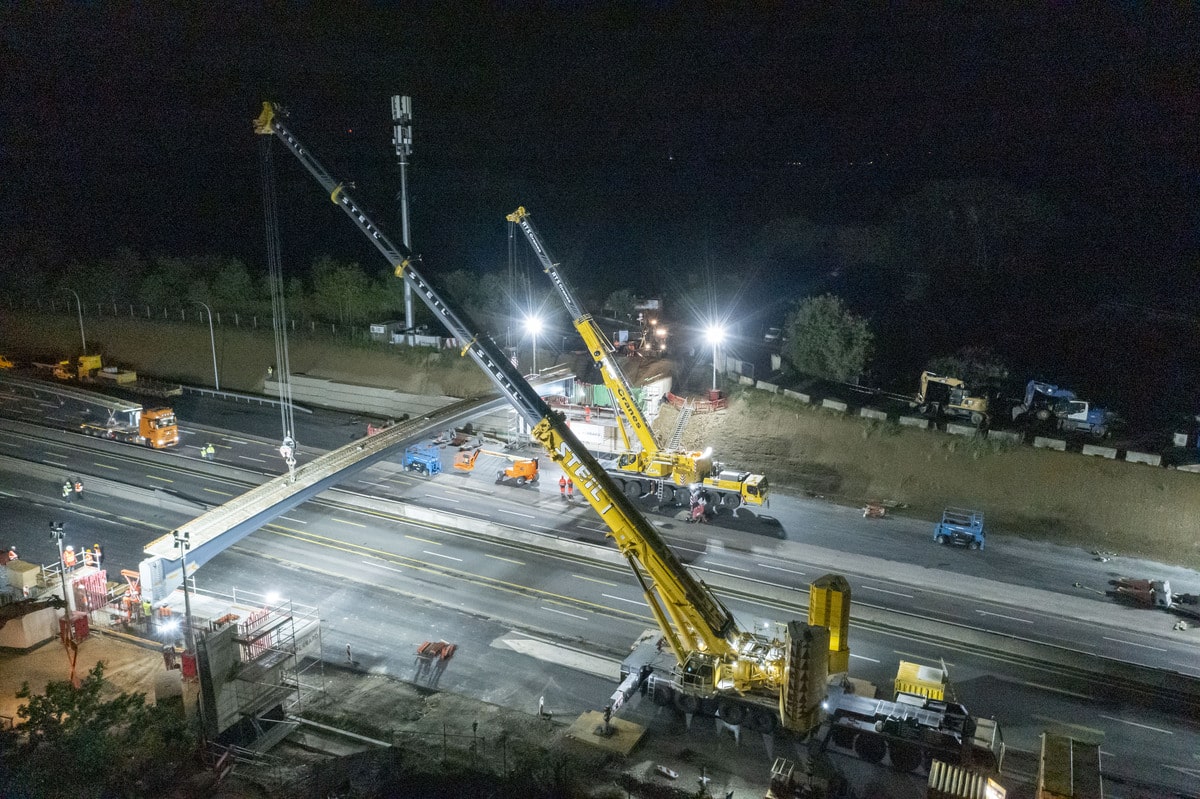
(173, 530), (196, 655)
(525, 314), (543, 375)
(704, 324), (726, 392)
(66, 289), (86, 354)
(195, 302), (220, 391)
(49, 522), (73, 613)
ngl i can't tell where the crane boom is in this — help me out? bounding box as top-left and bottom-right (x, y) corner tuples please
(254, 102), (823, 734)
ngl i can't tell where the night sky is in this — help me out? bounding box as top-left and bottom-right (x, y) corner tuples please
(2, 5), (1197, 414)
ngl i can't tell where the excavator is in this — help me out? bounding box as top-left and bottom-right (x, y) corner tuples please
(506, 207), (768, 510)
(453, 446), (539, 486)
(255, 101), (826, 736)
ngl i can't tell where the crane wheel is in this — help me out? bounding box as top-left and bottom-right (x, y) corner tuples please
(717, 700), (747, 726)
(674, 693), (700, 714)
(853, 733), (887, 764)
(748, 707), (777, 734)
(888, 740), (922, 772)
(830, 726), (856, 749)
(651, 686), (673, 706)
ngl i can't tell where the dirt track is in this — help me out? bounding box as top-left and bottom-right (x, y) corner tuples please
(7, 311), (1200, 569)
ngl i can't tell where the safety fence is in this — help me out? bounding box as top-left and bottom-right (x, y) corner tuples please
(665, 390), (727, 413)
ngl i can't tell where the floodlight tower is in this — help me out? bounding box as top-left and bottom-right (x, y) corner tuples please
(391, 95), (415, 346)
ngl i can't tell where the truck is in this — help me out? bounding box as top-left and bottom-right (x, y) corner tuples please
(259, 102), (828, 737)
(915, 371), (990, 427)
(818, 683), (1005, 774)
(1011, 380), (1116, 438)
(80, 406), (179, 449)
(934, 508), (985, 550)
(894, 660), (948, 701)
(402, 444), (443, 475)
(453, 447), (539, 485)
(52, 355), (183, 398)
(507, 207), (768, 511)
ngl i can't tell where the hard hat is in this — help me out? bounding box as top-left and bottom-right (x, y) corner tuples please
(66, 545), (74, 551)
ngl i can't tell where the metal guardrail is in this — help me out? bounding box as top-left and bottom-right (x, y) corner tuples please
(0, 373), (142, 413)
(183, 386), (313, 414)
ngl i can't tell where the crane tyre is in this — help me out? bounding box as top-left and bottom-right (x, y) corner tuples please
(853, 733), (887, 764)
(830, 726), (856, 749)
(717, 700), (746, 726)
(674, 693), (700, 714)
(888, 740), (922, 772)
(748, 707), (778, 734)
(624, 480), (642, 498)
(651, 685), (673, 707)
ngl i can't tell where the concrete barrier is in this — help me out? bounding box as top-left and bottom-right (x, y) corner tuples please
(1176, 463), (1200, 473)
(738, 375), (755, 386)
(1033, 436), (1067, 451)
(1081, 444), (1118, 459)
(820, 399), (848, 413)
(859, 408), (887, 422)
(898, 416), (930, 429)
(756, 381), (779, 394)
(783, 390), (811, 404)
(1124, 451), (1162, 466)
(945, 423), (979, 437)
(987, 429), (1023, 444)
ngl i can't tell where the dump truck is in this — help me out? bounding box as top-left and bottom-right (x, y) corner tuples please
(934, 508), (986, 550)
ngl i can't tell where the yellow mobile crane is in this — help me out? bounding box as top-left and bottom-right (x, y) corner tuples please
(506, 207), (768, 509)
(255, 102), (826, 735)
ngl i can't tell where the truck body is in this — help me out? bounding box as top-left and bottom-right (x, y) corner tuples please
(53, 355), (182, 398)
(895, 660), (947, 701)
(820, 686), (1004, 775)
(403, 444), (443, 475)
(1036, 732), (1102, 799)
(916, 371), (989, 426)
(934, 508), (985, 550)
(80, 406), (179, 449)
(1012, 381), (1116, 438)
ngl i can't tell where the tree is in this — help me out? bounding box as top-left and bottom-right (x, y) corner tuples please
(0, 663), (196, 798)
(926, 347), (1009, 389)
(782, 294), (873, 382)
(310, 255), (371, 324)
(603, 289), (636, 321)
(208, 258), (262, 315)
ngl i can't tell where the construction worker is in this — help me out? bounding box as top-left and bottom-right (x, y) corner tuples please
(558, 475), (567, 499)
(62, 546), (77, 570)
(84, 549), (94, 567)
(62, 480), (72, 500)
(141, 598), (152, 618)
(566, 478), (574, 500)
(92, 543), (102, 567)
(73, 478), (83, 499)
(204, 442), (216, 460)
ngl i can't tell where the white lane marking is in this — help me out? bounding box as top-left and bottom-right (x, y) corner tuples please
(1163, 765), (1200, 779)
(529, 524), (557, 531)
(423, 550), (463, 562)
(333, 518), (366, 528)
(485, 554), (525, 565)
(602, 593), (645, 606)
(573, 574), (618, 587)
(280, 516), (307, 524)
(859, 584), (914, 598)
(0, 490), (15, 497)
(204, 488), (232, 496)
(222, 437), (250, 444)
(849, 653), (880, 663)
(42, 459), (70, 468)
(425, 494), (460, 503)
(147, 474), (173, 483)
(756, 563), (805, 576)
(1102, 636), (1167, 652)
(540, 607), (588, 621)
(94, 462), (120, 470)
(1023, 682), (1092, 700)
(0, 440), (17, 446)
(580, 525), (607, 534)
(496, 508), (535, 519)
(976, 609), (1033, 624)
(46, 415), (67, 422)
(706, 560), (749, 572)
(239, 455), (267, 463)
(1099, 714), (1174, 734)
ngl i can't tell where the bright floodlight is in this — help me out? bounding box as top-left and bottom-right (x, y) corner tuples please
(704, 324), (726, 345)
(525, 314), (544, 335)
(161, 619), (180, 634)
(265, 591), (281, 605)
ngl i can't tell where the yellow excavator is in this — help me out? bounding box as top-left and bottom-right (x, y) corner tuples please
(506, 207), (768, 509)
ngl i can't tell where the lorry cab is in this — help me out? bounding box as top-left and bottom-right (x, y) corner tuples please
(140, 408), (179, 448)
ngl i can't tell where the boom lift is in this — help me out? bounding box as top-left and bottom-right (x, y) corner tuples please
(255, 102), (825, 735)
(453, 447), (540, 485)
(506, 207), (768, 509)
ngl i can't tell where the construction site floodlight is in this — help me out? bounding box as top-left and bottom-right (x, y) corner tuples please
(704, 324), (726, 346)
(525, 314), (544, 335)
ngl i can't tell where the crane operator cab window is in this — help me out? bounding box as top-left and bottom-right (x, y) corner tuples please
(617, 453), (639, 470)
(679, 655), (714, 690)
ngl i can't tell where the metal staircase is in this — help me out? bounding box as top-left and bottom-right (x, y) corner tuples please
(667, 401), (693, 451)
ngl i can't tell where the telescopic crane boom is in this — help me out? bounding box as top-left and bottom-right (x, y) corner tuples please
(255, 101), (824, 733)
(507, 207), (768, 507)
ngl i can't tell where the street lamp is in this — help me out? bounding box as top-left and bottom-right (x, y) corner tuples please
(66, 289), (86, 354)
(525, 314), (543, 374)
(195, 302), (220, 391)
(49, 522), (73, 613)
(173, 530), (196, 655)
(704, 324), (726, 392)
